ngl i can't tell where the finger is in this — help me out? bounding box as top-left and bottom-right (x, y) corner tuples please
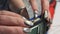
(0, 15), (28, 27)
(0, 26), (28, 34)
(10, 0), (25, 8)
(0, 10), (21, 17)
(29, 0), (38, 11)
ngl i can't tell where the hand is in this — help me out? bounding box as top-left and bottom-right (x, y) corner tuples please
(0, 10), (29, 34)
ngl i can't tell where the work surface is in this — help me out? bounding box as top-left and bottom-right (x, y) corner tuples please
(47, 2), (60, 34)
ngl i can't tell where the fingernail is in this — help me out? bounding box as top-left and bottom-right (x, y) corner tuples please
(23, 28), (31, 33)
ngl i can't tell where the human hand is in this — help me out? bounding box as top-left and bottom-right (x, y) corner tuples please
(0, 10), (29, 34)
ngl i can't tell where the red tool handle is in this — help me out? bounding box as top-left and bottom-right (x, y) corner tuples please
(49, 0), (56, 19)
